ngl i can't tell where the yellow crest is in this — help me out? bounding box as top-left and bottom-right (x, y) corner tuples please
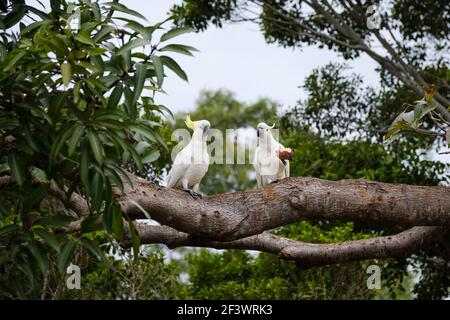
(269, 123), (276, 129)
(185, 115), (196, 130)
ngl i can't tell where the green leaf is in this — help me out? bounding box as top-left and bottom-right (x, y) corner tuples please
(0, 224), (19, 237)
(412, 100), (436, 126)
(106, 2), (148, 21)
(80, 138), (90, 190)
(105, 166), (124, 192)
(93, 25), (115, 43)
(128, 219), (140, 262)
(28, 240), (49, 274)
(102, 206), (113, 233)
(151, 55), (164, 87)
(90, 171), (103, 213)
(125, 20), (152, 40)
(160, 27), (195, 42)
(3, 50), (27, 71)
(107, 83), (123, 110)
(61, 61), (72, 87)
(34, 215), (75, 227)
(79, 237), (104, 261)
(33, 228), (60, 252)
(133, 63), (147, 102)
(142, 149), (160, 164)
(160, 55), (188, 81)
(24, 185), (49, 210)
(73, 81), (82, 103)
(384, 120), (411, 142)
(123, 85), (137, 118)
(116, 38), (149, 56)
(29, 166), (48, 183)
(68, 125), (85, 156)
(8, 151), (24, 186)
(50, 126), (76, 166)
(57, 240), (77, 274)
(129, 146), (143, 172)
(128, 124), (157, 143)
(87, 47), (107, 56)
(159, 44), (198, 56)
(20, 20), (48, 35)
(446, 129), (450, 147)
(87, 130), (105, 165)
(74, 31), (95, 46)
(112, 207), (124, 242)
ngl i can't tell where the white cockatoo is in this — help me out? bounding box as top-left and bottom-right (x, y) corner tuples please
(253, 122), (292, 189)
(166, 115), (210, 199)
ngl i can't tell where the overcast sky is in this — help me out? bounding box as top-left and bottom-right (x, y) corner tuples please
(121, 0), (380, 114)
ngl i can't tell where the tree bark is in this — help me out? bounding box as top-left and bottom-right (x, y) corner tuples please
(134, 224), (444, 268)
(118, 175), (450, 241)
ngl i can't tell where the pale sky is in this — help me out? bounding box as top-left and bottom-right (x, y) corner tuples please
(121, 0), (380, 114)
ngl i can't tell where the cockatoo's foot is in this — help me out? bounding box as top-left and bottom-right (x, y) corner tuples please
(183, 189), (203, 199)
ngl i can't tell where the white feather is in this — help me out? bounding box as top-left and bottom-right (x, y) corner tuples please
(253, 123), (289, 189)
(166, 120), (210, 193)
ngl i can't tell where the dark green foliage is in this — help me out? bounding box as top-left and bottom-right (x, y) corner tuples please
(0, 0), (194, 298)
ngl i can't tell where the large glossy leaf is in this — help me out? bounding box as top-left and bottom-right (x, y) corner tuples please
(4, 50), (27, 71)
(8, 151), (24, 186)
(107, 83), (123, 110)
(159, 43), (198, 56)
(151, 55), (164, 87)
(34, 215), (75, 227)
(33, 228), (60, 252)
(0, 224), (19, 237)
(28, 240), (49, 274)
(79, 237), (104, 261)
(160, 55), (188, 81)
(116, 38), (149, 56)
(87, 129), (105, 165)
(160, 27), (195, 42)
(68, 125), (85, 156)
(61, 61), (72, 86)
(133, 63), (147, 102)
(49, 126), (76, 166)
(57, 240), (77, 274)
(105, 2), (148, 21)
(142, 149), (160, 164)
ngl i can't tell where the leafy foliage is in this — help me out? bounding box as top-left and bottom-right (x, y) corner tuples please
(0, 0), (194, 297)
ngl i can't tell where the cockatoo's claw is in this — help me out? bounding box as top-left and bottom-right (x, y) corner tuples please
(183, 189), (202, 199)
(194, 192), (203, 199)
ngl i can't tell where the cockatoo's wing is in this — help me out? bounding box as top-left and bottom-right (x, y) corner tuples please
(166, 163), (188, 188)
(166, 146), (191, 188)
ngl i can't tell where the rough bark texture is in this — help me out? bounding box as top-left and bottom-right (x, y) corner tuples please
(119, 175), (450, 241)
(3, 173), (449, 267)
(134, 224), (444, 268)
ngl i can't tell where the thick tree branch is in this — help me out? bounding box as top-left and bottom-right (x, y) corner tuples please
(118, 174), (450, 242)
(134, 224), (444, 268)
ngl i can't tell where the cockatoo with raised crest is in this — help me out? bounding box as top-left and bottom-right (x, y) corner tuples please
(166, 115), (210, 199)
(254, 122), (293, 189)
